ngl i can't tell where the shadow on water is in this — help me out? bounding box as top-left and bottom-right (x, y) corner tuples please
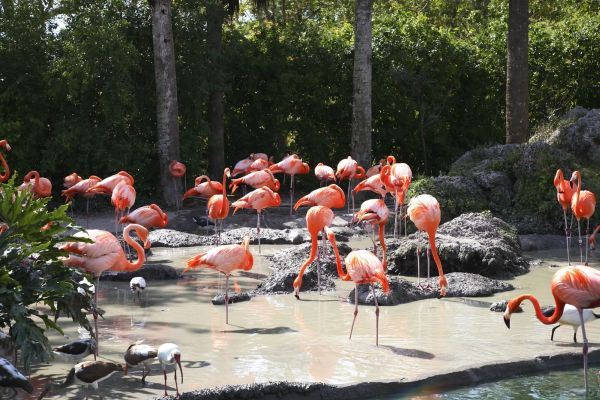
(382, 345), (435, 360)
(237, 271), (269, 280)
(442, 297), (493, 309)
(220, 326), (297, 335)
(555, 342), (600, 348)
(180, 360), (210, 369)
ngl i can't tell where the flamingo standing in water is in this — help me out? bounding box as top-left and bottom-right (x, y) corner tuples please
(554, 169), (578, 264)
(207, 168), (231, 244)
(353, 199), (389, 270)
(503, 265), (600, 393)
(336, 156), (365, 214)
(111, 181), (136, 235)
(120, 204), (168, 230)
(314, 163), (336, 186)
(229, 169), (280, 193)
(62, 224), (150, 356)
(381, 156), (412, 238)
(293, 206), (335, 299)
(185, 237), (253, 324)
(407, 194), (447, 297)
(570, 171), (596, 265)
(326, 229), (390, 346)
(63, 172), (82, 189)
(87, 171), (134, 196)
(169, 160), (187, 208)
(19, 171), (52, 198)
(0, 140), (11, 183)
(269, 154), (310, 215)
(62, 176), (102, 219)
(231, 187), (281, 253)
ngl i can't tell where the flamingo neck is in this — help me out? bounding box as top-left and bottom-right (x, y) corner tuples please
(0, 152), (9, 182)
(427, 230), (444, 281)
(575, 172), (582, 205)
(220, 169), (228, 215)
(123, 225), (146, 270)
(512, 294), (565, 325)
(325, 227), (350, 280)
(378, 223), (387, 270)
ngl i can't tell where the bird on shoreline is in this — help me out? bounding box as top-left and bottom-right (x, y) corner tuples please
(543, 304), (600, 342)
(269, 154), (309, 215)
(60, 360), (123, 394)
(207, 168), (231, 244)
(157, 343), (183, 398)
(570, 171), (596, 265)
(124, 341), (157, 385)
(120, 204), (168, 230)
(380, 156), (412, 238)
(335, 156), (365, 214)
(231, 187), (281, 253)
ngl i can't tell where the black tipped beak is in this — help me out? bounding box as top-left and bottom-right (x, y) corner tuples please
(504, 317), (510, 329)
(294, 293), (300, 300)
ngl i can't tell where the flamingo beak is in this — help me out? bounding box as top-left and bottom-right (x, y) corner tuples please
(503, 316), (510, 329)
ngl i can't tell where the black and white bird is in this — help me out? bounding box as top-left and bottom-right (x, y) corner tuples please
(124, 340), (158, 384)
(193, 215), (214, 227)
(129, 277), (147, 302)
(0, 357), (33, 398)
(543, 304), (600, 342)
(157, 343), (183, 397)
(61, 361), (123, 391)
(53, 339), (97, 362)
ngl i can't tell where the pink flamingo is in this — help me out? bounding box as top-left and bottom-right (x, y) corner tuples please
(250, 153), (269, 161)
(19, 171), (52, 198)
(294, 184), (346, 210)
(232, 187), (281, 253)
(353, 199), (389, 270)
(246, 157), (270, 173)
(366, 159), (386, 178)
(335, 156), (365, 214)
(87, 171), (134, 196)
(120, 204), (168, 230)
(353, 174), (388, 198)
(207, 168), (231, 244)
(62, 224), (150, 356)
(327, 229), (390, 346)
(182, 175), (223, 200)
(407, 194), (447, 297)
(589, 225), (599, 250)
(231, 157), (253, 177)
(269, 154), (309, 215)
(111, 181), (136, 235)
(185, 237), (253, 324)
(0, 139), (11, 183)
(169, 160), (187, 208)
(63, 172), (82, 189)
(314, 163), (336, 186)
(229, 169), (280, 193)
(554, 169), (578, 264)
(570, 171), (596, 264)
(62, 175), (101, 218)
(503, 265), (600, 392)
(381, 156), (412, 238)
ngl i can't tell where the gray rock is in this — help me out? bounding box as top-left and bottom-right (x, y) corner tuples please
(519, 234), (567, 251)
(168, 382), (333, 400)
(490, 300), (523, 313)
(348, 273), (513, 306)
(211, 292), (252, 305)
(545, 108), (600, 164)
(388, 212), (529, 278)
(100, 263), (180, 281)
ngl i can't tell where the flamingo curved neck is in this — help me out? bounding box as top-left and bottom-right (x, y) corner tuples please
(574, 172), (582, 206)
(0, 153), (9, 181)
(427, 231), (444, 281)
(513, 294), (565, 325)
(123, 225), (146, 270)
(219, 169), (228, 215)
(325, 228), (350, 280)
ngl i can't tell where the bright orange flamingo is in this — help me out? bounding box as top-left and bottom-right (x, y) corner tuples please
(232, 187), (281, 253)
(366, 159), (386, 178)
(111, 182), (136, 236)
(120, 204), (168, 230)
(0, 140), (11, 183)
(293, 206), (335, 299)
(229, 169), (280, 193)
(19, 171), (52, 198)
(407, 194), (447, 297)
(62, 224), (150, 356)
(381, 156), (412, 238)
(87, 171), (134, 196)
(269, 154), (310, 215)
(182, 175), (223, 200)
(353, 173), (388, 198)
(231, 157), (253, 177)
(62, 175), (101, 216)
(63, 172), (82, 189)
(314, 163), (336, 186)
(554, 169), (578, 264)
(185, 237), (253, 324)
(327, 228), (390, 346)
(207, 168), (231, 244)
(353, 199), (389, 270)
(503, 265), (600, 392)
(335, 156), (365, 214)
(570, 171), (596, 264)
(589, 225), (599, 250)
(294, 184), (346, 210)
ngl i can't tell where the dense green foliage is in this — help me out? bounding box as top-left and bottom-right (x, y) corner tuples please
(0, 177), (93, 371)
(0, 0), (598, 198)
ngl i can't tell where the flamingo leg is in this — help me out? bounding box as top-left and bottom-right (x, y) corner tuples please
(371, 225), (377, 254)
(585, 218), (589, 265)
(225, 274), (230, 325)
(163, 370), (168, 396)
(577, 219), (583, 263)
(257, 212), (261, 254)
(578, 309), (589, 393)
(316, 231), (321, 296)
(563, 209), (571, 265)
(416, 231), (421, 288)
(289, 175), (294, 216)
(393, 191), (399, 239)
(347, 180), (351, 214)
(349, 284), (359, 340)
(86, 198), (90, 227)
(350, 178), (355, 214)
(174, 366), (179, 397)
(404, 204), (408, 238)
(141, 365), (148, 385)
(93, 275), (100, 358)
(371, 284), (380, 346)
(426, 246), (431, 288)
(214, 218), (218, 245)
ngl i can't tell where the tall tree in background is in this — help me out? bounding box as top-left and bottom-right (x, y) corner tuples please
(505, 0), (529, 144)
(150, 0), (182, 206)
(351, 0), (373, 169)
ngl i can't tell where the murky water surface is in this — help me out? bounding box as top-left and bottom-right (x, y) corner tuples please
(21, 242), (600, 399)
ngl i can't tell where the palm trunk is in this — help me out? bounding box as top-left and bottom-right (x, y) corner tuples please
(505, 0), (529, 144)
(207, 1), (225, 180)
(150, 0), (182, 206)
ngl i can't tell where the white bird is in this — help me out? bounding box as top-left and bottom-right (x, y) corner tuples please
(157, 343), (183, 398)
(129, 277), (147, 302)
(124, 340), (157, 385)
(543, 304), (600, 342)
(0, 357), (33, 398)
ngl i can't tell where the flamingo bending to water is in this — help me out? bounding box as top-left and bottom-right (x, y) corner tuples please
(570, 171), (596, 265)
(353, 199), (389, 270)
(353, 174), (388, 198)
(381, 156), (412, 238)
(503, 265), (600, 392)
(120, 204), (168, 230)
(231, 187), (281, 253)
(19, 171), (52, 198)
(231, 157), (253, 177)
(294, 184), (346, 210)
(229, 169), (280, 193)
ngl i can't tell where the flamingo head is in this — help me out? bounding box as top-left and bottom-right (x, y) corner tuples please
(503, 298), (522, 329)
(271, 192), (282, 207)
(134, 225), (151, 249)
(0, 140), (10, 151)
(118, 171), (134, 185)
(569, 170), (581, 189)
(386, 155), (396, 165)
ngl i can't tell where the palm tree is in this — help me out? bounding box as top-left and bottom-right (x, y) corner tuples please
(505, 0), (529, 144)
(150, 0), (182, 206)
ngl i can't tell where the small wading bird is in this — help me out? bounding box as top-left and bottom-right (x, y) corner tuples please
(87, 171), (134, 196)
(326, 228), (390, 346)
(157, 343), (183, 397)
(185, 237), (253, 324)
(130, 277), (147, 302)
(570, 171), (596, 265)
(124, 340), (157, 385)
(231, 187), (281, 253)
(19, 170), (52, 198)
(207, 168), (231, 244)
(53, 339), (97, 362)
(62, 224), (150, 356)
(60, 360), (123, 395)
(229, 169), (280, 193)
(335, 156), (365, 214)
(0, 139), (11, 182)
(543, 304), (600, 342)
(353, 199), (389, 270)
(269, 154), (309, 215)
(120, 204), (168, 230)
(503, 265), (600, 393)
(63, 172), (82, 189)
(407, 194), (447, 297)
(314, 163), (336, 186)
(0, 357), (33, 398)
(554, 169), (578, 265)
(380, 156), (412, 238)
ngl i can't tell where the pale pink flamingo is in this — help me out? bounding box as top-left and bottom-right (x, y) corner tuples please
(250, 153), (269, 161)
(327, 229), (390, 346)
(407, 194), (447, 297)
(353, 174), (388, 198)
(19, 171), (52, 198)
(353, 198), (389, 270)
(120, 204), (168, 230)
(314, 163), (336, 186)
(185, 237), (253, 324)
(62, 224), (150, 356)
(335, 156), (365, 214)
(554, 169), (578, 264)
(381, 156), (412, 238)
(269, 154), (310, 215)
(246, 157), (269, 173)
(589, 225), (599, 250)
(87, 171), (134, 196)
(229, 169), (280, 193)
(169, 160), (187, 208)
(503, 265), (600, 392)
(366, 159), (386, 178)
(231, 157), (253, 177)
(570, 171), (596, 264)
(0, 139), (11, 183)
(62, 176), (102, 218)
(63, 172), (82, 189)
(207, 168), (231, 244)
(231, 187), (281, 253)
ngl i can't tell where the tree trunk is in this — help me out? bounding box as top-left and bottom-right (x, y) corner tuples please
(351, 0), (373, 170)
(505, 0), (529, 144)
(207, 1), (225, 180)
(150, 0), (181, 206)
